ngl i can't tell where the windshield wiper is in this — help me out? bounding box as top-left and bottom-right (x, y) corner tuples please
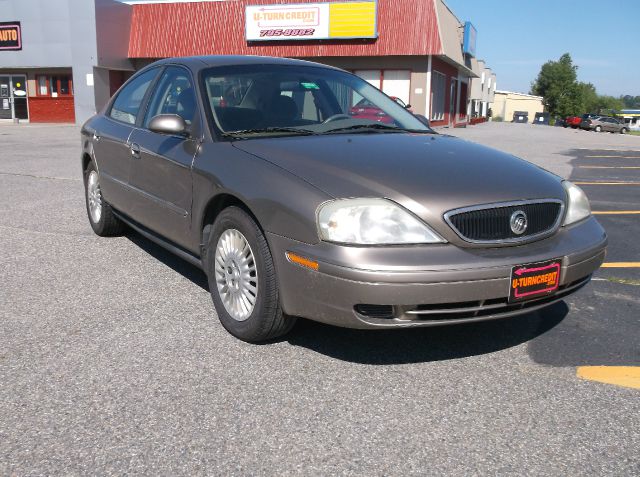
(222, 127), (317, 138)
(321, 123), (431, 134)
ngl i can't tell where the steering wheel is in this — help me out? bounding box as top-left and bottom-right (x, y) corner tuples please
(322, 113), (351, 124)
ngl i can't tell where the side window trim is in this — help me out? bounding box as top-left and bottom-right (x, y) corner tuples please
(135, 66), (165, 128)
(106, 66), (163, 127)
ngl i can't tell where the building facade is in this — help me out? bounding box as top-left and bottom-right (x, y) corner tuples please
(468, 58), (496, 122)
(492, 90), (544, 123)
(0, 0), (494, 127)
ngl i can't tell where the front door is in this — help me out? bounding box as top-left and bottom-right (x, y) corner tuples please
(127, 66), (199, 248)
(0, 75), (28, 120)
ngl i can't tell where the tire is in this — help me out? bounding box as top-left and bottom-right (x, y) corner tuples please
(594, 125), (602, 132)
(203, 206), (297, 342)
(83, 161), (125, 236)
(621, 128), (627, 134)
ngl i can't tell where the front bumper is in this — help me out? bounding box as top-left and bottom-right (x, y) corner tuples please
(267, 217), (607, 329)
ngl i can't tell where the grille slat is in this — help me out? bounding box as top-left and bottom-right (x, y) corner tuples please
(446, 201), (563, 243)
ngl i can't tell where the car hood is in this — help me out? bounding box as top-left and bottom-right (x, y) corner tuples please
(232, 133), (566, 244)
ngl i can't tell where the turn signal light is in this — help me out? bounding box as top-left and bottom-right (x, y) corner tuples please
(285, 252), (319, 271)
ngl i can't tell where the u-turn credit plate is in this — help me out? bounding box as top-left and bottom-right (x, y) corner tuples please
(509, 259), (561, 303)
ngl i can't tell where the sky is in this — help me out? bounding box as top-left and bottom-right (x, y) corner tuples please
(444, 0), (639, 97)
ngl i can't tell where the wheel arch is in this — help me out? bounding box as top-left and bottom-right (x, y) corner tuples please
(82, 152), (92, 173)
(200, 192), (262, 251)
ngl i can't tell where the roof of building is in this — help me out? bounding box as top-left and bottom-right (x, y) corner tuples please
(494, 90), (543, 100)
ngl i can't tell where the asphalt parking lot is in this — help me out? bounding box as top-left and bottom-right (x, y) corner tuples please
(1, 122), (639, 475)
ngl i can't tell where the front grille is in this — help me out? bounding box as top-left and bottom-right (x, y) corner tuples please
(445, 200), (563, 243)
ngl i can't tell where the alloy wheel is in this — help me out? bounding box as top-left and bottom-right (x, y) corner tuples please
(87, 170), (103, 223)
(214, 229), (258, 321)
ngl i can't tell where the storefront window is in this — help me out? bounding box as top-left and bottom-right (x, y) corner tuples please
(431, 71), (446, 121)
(38, 76), (48, 96)
(37, 75), (73, 98)
(60, 77), (71, 95)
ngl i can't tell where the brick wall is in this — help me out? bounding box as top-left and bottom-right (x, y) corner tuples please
(29, 97), (76, 123)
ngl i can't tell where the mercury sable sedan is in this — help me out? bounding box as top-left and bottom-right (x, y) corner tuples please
(81, 56), (607, 342)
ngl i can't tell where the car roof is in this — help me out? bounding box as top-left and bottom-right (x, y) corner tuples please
(146, 55), (344, 73)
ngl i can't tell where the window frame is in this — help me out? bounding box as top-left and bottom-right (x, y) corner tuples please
(106, 66), (162, 127)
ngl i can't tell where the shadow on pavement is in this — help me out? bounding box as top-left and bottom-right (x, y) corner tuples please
(125, 231), (209, 292)
(286, 302), (569, 365)
(527, 283), (640, 367)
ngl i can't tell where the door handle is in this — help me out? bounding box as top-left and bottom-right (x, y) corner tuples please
(130, 143), (141, 159)
(93, 132), (101, 142)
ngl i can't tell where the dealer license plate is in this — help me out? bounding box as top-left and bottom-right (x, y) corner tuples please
(509, 259), (562, 303)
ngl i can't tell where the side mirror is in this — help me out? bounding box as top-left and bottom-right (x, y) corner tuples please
(148, 114), (188, 136)
(404, 104), (412, 109)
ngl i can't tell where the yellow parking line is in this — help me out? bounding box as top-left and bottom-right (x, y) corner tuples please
(601, 262), (640, 268)
(579, 166), (640, 169)
(577, 366), (640, 390)
(584, 155), (640, 159)
(574, 181), (640, 185)
(593, 211), (640, 215)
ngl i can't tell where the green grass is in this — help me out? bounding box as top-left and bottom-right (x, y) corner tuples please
(627, 130), (640, 136)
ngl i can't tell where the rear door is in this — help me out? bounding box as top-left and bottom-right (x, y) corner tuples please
(92, 68), (160, 211)
(127, 66), (200, 248)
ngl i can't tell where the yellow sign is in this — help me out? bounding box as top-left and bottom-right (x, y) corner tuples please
(246, 1), (377, 41)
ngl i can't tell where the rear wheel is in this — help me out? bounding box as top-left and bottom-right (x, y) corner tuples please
(84, 161), (125, 236)
(204, 207), (296, 342)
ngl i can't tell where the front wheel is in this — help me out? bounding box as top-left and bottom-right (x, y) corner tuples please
(620, 128), (627, 134)
(594, 125), (602, 132)
(84, 161), (125, 236)
(204, 207), (296, 342)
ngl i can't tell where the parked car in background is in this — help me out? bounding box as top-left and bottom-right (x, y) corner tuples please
(533, 112), (550, 125)
(81, 56), (607, 342)
(564, 116), (581, 128)
(349, 96), (411, 124)
(581, 116), (628, 133)
(512, 111), (528, 123)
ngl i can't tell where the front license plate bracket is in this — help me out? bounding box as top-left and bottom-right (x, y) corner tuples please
(509, 259), (562, 303)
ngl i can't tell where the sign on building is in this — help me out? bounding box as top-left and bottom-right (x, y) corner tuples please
(463, 21), (476, 57)
(0, 22), (21, 51)
(246, 1), (377, 41)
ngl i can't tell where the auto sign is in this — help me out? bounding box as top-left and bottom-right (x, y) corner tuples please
(0, 22), (21, 51)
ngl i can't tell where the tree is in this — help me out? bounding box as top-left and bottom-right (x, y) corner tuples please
(620, 95), (640, 109)
(531, 53), (583, 117)
(594, 95), (624, 114)
(577, 82), (598, 113)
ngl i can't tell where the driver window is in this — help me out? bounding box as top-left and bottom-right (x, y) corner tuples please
(144, 66), (197, 127)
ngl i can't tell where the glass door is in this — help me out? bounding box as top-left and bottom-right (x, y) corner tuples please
(0, 75), (28, 120)
(11, 75), (28, 120)
(0, 76), (11, 120)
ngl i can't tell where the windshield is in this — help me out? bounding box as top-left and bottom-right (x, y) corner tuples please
(201, 64), (432, 138)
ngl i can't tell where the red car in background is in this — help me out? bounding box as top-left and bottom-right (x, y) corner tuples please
(350, 96), (412, 124)
(564, 116), (581, 128)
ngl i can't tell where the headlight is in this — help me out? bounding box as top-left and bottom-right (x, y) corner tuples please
(317, 198), (445, 245)
(562, 181), (591, 226)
